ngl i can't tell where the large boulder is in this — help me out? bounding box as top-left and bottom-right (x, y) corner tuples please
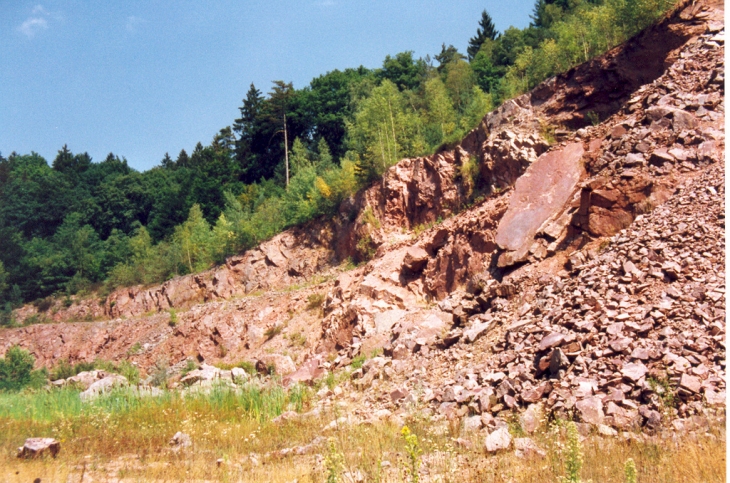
(495, 142), (585, 267)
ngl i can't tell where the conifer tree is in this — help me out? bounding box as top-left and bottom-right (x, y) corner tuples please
(467, 10), (499, 60)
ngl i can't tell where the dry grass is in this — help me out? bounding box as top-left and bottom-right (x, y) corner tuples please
(0, 387), (725, 482)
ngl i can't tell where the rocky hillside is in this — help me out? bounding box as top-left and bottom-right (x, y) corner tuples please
(1, 0), (724, 432)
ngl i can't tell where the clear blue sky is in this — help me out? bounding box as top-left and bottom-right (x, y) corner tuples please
(1, 1), (535, 171)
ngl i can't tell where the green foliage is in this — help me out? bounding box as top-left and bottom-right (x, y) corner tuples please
(401, 425), (422, 483)
(501, 0), (676, 98)
(50, 358), (139, 385)
(586, 110), (600, 126)
(349, 79), (426, 182)
(127, 343), (142, 356)
(0, 346), (47, 392)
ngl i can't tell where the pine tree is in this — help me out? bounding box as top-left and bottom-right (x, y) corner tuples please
(160, 152), (174, 169)
(176, 149), (190, 168)
(467, 10), (499, 61)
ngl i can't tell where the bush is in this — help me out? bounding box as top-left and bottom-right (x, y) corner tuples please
(306, 293), (325, 311)
(0, 346), (47, 391)
(264, 325), (283, 340)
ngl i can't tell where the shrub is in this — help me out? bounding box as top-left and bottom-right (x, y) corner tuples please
(181, 359), (197, 377)
(264, 325), (283, 340)
(306, 293), (325, 311)
(459, 155), (480, 199)
(356, 233), (377, 261)
(287, 332), (307, 347)
(33, 297), (53, 312)
(149, 359), (169, 388)
(361, 206), (381, 229)
(0, 346), (47, 391)
(168, 309), (178, 327)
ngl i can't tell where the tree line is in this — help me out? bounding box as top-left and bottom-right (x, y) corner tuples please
(0, 0), (674, 319)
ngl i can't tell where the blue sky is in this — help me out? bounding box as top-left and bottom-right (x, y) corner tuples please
(1, 1), (535, 171)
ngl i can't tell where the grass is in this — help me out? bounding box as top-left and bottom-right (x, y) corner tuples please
(0, 385), (725, 483)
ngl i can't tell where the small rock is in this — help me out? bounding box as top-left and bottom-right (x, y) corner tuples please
(169, 432), (192, 448)
(513, 437), (546, 459)
(17, 438), (60, 459)
(679, 374), (701, 394)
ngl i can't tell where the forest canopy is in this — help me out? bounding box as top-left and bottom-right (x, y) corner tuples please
(0, 0), (675, 317)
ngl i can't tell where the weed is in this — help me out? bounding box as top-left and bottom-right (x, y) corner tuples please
(350, 354), (367, 370)
(647, 376), (677, 409)
(149, 359), (169, 388)
(401, 425), (422, 483)
(32, 297), (54, 312)
(559, 421), (588, 483)
(324, 437), (345, 483)
(306, 293), (325, 311)
(412, 221), (435, 237)
(325, 371), (336, 390)
(507, 412), (527, 437)
(342, 257), (357, 271)
(586, 110), (600, 126)
(624, 458), (637, 483)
